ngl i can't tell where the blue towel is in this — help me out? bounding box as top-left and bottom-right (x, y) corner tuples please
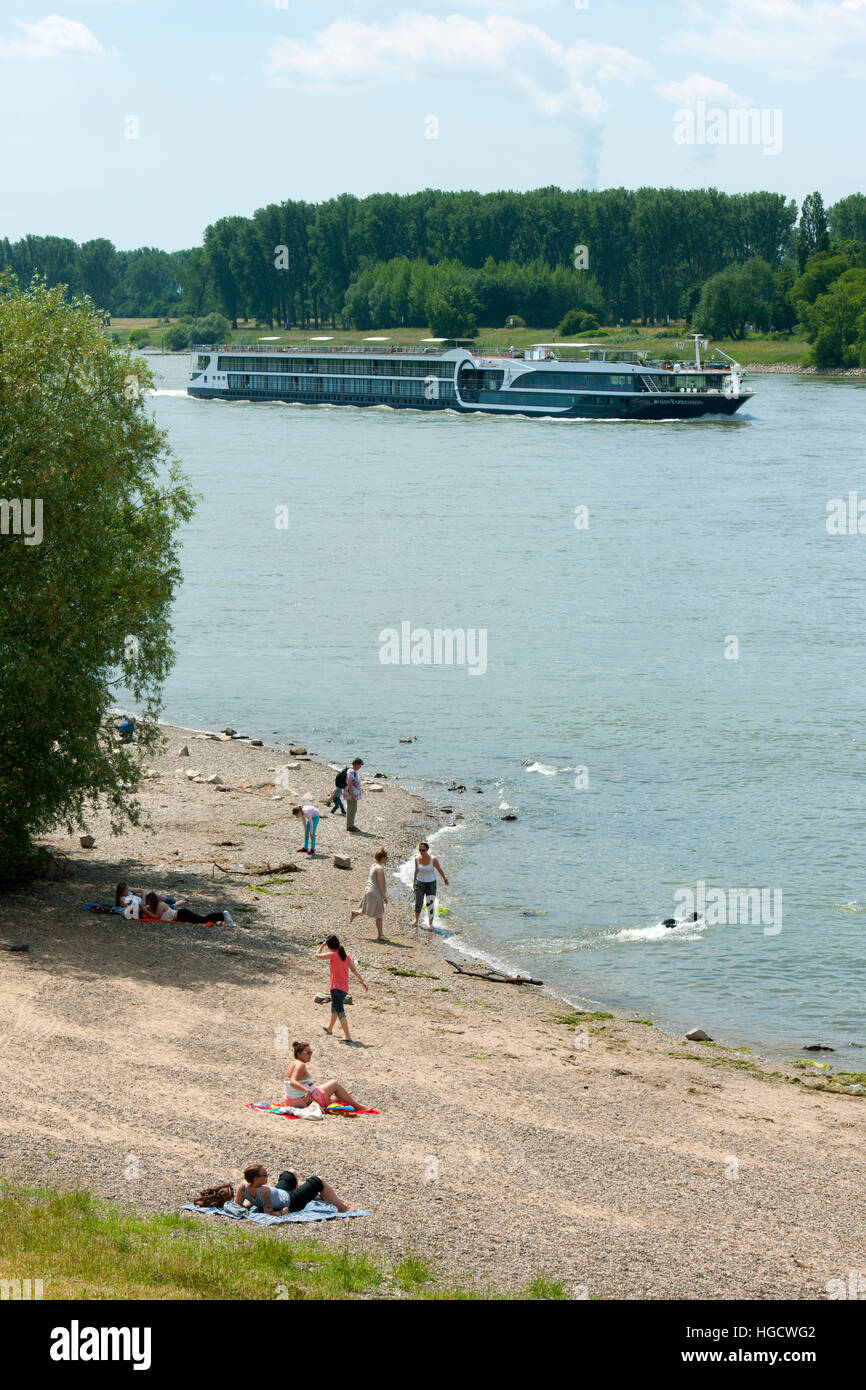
(183, 1200), (368, 1224)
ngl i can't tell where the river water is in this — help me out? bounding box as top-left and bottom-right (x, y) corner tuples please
(145, 354), (866, 1061)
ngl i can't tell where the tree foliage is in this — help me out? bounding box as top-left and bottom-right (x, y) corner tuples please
(1, 186), (800, 328)
(796, 192), (830, 274)
(0, 277), (195, 879)
(694, 258), (775, 339)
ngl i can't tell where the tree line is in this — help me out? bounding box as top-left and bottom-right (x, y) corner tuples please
(4, 188), (866, 360)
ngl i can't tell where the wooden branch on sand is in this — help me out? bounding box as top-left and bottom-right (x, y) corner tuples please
(447, 959), (542, 986)
(212, 860), (301, 876)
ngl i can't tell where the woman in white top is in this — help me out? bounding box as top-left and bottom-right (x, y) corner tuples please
(143, 892), (234, 926)
(283, 1041), (365, 1111)
(411, 841), (449, 928)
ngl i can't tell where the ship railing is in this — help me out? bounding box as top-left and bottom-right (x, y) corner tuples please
(190, 341), (452, 356)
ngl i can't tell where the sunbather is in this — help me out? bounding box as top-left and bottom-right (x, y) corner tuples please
(235, 1163), (357, 1214)
(143, 891), (234, 926)
(283, 1040), (365, 1111)
(115, 881), (177, 919)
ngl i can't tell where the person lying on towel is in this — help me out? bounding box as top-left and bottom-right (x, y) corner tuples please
(235, 1164), (358, 1215)
(141, 891), (235, 926)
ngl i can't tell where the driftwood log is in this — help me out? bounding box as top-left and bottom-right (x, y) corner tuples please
(447, 959), (541, 986)
(211, 860), (301, 876)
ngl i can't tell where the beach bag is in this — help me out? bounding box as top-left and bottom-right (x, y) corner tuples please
(298, 1101), (325, 1121)
(335, 766), (348, 789)
(193, 1182), (234, 1208)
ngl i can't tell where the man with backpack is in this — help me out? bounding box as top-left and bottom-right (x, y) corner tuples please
(329, 764), (349, 814)
(345, 758), (364, 831)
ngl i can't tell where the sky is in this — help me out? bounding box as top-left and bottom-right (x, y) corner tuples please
(0, 0), (864, 250)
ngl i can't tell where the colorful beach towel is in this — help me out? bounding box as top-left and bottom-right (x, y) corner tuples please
(247, 1100), (379, 1119)
(182, 1200), (367, 1225)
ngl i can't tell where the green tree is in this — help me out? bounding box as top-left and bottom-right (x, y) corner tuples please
(557, 308), (599, 336)
(165, 321), (191, 351)
(770, 264), (797, 332)
(78, 239), (119, 313)
(0, 277), (194, 879)
(428, 280), (478, 339)
(695, 258), (774, 338)
(796, 192), (830, 273)
(829, 193), (866, 247)
(802, 268), (866, 366)
(189, 312), (230, 344)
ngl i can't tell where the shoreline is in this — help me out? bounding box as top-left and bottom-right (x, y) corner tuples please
(105, 713), (861, 1069)
(2, 724), (865, 1297)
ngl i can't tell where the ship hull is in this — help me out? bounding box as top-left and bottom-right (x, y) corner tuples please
(187, 386), (751, 419)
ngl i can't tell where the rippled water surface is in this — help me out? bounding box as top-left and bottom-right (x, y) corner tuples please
(147, 356), (866, 1059)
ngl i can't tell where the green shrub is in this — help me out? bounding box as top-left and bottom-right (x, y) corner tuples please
(557, 308), (600, 337)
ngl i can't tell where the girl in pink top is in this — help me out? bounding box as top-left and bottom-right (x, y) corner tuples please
(315, 934), (368, 1043)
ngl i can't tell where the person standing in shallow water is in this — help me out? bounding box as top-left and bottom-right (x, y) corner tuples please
(350, 847), (389, 940)
(411, 841), (449, 929)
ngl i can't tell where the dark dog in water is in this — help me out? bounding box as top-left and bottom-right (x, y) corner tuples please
(663, 913), (700, 929)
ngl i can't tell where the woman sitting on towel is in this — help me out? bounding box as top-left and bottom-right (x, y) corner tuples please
(115, 881), (144, 917)
(283, 1040), (364, 1112)
(235, 1163), (357, 1215)
(143, 892), (234, 926)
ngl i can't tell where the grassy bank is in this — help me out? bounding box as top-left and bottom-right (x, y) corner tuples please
(109, 318), (809, 365)
(0, 1185), (568, 1301)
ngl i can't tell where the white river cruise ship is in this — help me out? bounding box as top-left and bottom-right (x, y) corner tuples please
(187, 335), (753, 420)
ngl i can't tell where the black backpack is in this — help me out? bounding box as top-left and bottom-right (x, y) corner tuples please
(335, 766), (348, 789)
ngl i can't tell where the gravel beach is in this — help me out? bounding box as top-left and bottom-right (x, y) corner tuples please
(0, 726), (863, 1299)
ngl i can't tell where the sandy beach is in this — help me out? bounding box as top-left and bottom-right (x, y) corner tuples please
(1, 726), (864, 1300)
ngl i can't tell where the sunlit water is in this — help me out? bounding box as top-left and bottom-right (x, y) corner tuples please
(143, 355), (866, 1061)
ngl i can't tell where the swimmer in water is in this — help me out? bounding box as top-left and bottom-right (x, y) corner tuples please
(663, 912), (701, 929)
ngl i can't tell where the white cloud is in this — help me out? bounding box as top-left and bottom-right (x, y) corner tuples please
(657, 72), (752, 107)
(668, 0), (866, 71)
(0, 13), (106, 60)
(266, 12), (648, 120)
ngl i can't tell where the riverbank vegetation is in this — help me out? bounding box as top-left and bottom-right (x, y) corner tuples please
(0, 278), (194, 880)
(3, 186), (865, 365)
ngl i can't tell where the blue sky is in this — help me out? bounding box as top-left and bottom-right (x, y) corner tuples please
(1, 0), (864, 249)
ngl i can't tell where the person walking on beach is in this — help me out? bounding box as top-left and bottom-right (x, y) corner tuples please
(350, 847), (389, 941)
(292, 804), (320, 855)
(345, 758), (364, 832)
(329, 765), (349, 815)
(315, 935), (368, 1042)
(411, 841), (449, 929)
